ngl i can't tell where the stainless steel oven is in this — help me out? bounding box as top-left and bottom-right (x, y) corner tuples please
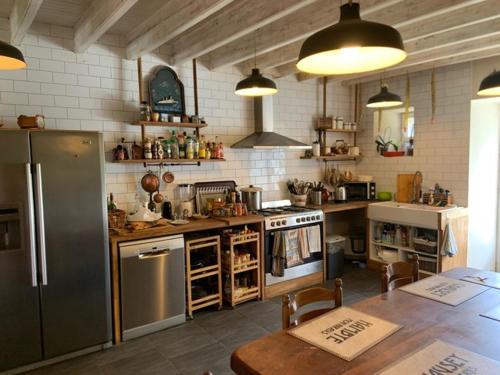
(345, 182), (376, 201)
(258, 202), (324, 286)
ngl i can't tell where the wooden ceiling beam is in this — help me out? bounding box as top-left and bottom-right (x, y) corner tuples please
(126, 0), (233, 60)
(10, 0), (43, 45)
(74, 0), (138, 53)
(199, 0), (402, 70)
(235, 0), (485, 76)
(340, 34), (500, 86)
(164, 0), (316, 67)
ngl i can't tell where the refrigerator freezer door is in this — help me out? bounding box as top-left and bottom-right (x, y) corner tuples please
(30, 131), (111, 358)
(0, 131), (43, 371)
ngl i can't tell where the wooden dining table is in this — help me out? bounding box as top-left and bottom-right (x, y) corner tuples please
(231, 267), (500, 374)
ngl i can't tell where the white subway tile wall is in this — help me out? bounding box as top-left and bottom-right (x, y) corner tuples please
(357, 64), (471, 206)
(0, 23), (353, 212)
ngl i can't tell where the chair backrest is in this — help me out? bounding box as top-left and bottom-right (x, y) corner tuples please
(282, 278), (343, 329)
(381, 255), (419, 293)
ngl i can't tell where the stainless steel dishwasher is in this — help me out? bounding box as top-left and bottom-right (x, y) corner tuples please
(119, 234), (185, 341)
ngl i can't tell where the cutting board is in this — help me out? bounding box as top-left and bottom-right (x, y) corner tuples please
(396, 174), (414, 203)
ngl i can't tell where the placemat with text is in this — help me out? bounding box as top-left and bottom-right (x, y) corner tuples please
(399, 275), (488, 306)
(376, 340), (500, 375)
(288, 306), (402, 362)
(460, 270), (500, 290)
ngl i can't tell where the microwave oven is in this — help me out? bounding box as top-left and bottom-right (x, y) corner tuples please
(345, 182), (376, 201)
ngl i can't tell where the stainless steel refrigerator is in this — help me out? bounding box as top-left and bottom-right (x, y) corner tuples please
(0, 130), (111, 371)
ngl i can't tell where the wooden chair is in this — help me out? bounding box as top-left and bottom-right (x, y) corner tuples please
(381, 254), (419, 293)
(282, 278), (343, 330)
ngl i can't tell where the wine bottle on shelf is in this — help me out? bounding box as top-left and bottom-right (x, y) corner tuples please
(107, 193), (117, 211)
(199, 135), (206, 159)
(192, 131), (199, 159)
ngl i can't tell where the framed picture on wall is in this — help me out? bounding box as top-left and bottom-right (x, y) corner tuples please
(149, 66), (186, 115)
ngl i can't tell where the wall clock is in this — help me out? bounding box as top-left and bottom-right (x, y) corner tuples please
(149, 66), (185, 115)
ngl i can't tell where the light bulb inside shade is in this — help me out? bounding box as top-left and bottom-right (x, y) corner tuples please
(0, 55), (26, 70)
(366, 100), (403, 108)
(297, 46), (406, 75)
(477, 86), (500, 96)
(234, 87), (278, 96)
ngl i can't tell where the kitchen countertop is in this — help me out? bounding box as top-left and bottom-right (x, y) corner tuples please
(309, 200), (372, 213)
(109, 214), (264, 243)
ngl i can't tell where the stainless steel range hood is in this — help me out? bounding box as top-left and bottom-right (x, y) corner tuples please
(231, 96), (311, 149)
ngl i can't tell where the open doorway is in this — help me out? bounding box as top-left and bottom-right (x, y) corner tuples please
(469, 98), (500, 271)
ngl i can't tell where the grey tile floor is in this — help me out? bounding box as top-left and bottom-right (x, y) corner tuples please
(25, 262), (380, 375)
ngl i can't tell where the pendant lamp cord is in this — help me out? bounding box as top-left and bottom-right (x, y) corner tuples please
(253, 31), (257, 69)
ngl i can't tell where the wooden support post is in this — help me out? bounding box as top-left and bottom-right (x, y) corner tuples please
(137, 57), (144, 103)
(193, 59), (200, 139)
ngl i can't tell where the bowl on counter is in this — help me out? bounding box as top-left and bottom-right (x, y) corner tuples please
(377, 192), (392, 201)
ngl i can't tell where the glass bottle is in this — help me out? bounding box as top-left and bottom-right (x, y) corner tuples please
(192, 131), (199, 159)
(178, 131), (185, 159)
(170, 131), (179, 159)
(143, 138), (152, 159)
(199, 135), (206, 159)
(186, 133), (194, 160)
(107, 193), (117, 211)
(218, 139), (224, 159)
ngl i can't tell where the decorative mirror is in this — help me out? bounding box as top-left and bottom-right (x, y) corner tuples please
(149, 66), (185, 115)
(373, 107), (414, 156)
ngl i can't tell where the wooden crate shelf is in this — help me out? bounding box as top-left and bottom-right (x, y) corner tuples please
(300, 155), (361, 162)
(185, 235), (222, 318)
(222, 232), (261, 307)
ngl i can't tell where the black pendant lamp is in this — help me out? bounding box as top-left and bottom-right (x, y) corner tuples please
(297, 2), (406, 75)
(0, 40), (26, 70)
(235, 68), (278, 96)
(235, 31), (277, 96)
(477, 70), (500, 96)
(366, 84), (402, 108)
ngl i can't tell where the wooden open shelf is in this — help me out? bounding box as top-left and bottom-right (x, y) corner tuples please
(301, 155), (361, 162)
(131, 120), (208, 129)
(319, 128), (360, 133)
(185, 236), (222, 318)
(113, 158), (226, 166)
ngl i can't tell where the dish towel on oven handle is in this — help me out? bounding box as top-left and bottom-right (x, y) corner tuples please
(298, 227), (310, 259)
(440, 222), (457, 257)
(272, 231), (285, 277)
(307, 225), (321, 253)
(284, 229), (303, 267)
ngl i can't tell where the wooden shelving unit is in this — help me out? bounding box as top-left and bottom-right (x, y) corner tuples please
(131, 120), (208, 129)
(301, 155), (361, 162)
(113, 158), (226, 167)
(222, 232), (261, 307)
(185, 235), (223, 318)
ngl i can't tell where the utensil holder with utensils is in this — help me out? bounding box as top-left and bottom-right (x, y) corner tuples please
(291, 194), (308, 207)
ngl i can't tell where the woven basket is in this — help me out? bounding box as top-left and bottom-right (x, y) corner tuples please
(108, 209), (126, 229)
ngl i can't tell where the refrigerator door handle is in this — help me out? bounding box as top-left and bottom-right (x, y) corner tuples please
(26, 163), (38, 287)
(35, 163), (48, 286)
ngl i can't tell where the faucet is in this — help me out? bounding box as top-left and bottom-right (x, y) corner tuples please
(411, 171), (423, 203)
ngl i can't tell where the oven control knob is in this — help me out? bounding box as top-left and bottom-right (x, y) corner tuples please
(300, 217), (305, 222)
(296, 218), (300, 223)
(281, 220), (286, 225)
(316, 215), (321, 220)
(276, 221), (281, 226)
(306, 216), (311, 221)
(270, 222), (275, 227)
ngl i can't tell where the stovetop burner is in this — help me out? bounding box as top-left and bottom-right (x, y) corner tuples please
(256, 206), (315, 216)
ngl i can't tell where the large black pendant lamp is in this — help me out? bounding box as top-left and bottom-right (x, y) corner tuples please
(235, 31), (277, 96)
(297, 1), (406, 75)
(477, 70), (500, 96)
(366, 84), (402, 108)
(0, 40), (26, 70)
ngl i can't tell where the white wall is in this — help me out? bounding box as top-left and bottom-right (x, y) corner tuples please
(0, 23), (352, 212)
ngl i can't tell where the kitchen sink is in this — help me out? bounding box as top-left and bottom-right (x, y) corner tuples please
(367, 201), (456, 229)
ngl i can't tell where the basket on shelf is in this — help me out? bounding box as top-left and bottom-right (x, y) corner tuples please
(108, 209), (126, 229)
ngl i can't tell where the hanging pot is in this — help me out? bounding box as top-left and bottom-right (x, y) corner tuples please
(141, 171), (160, 193)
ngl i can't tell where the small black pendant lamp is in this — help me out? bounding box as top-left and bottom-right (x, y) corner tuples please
(0, 40), (26, 70)
(477, 70), (500, 96)
(297, 1), (406, 75)
(366, 84), (402, 108)
(235, 31), (277, 96)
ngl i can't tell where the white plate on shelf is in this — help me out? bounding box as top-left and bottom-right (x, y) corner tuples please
(168, 219), (190, 225)
(191, 214), (209, 220)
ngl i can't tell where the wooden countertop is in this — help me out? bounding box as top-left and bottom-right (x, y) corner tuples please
(308, 200), (372, 213)
(109, 214), (264, 243)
